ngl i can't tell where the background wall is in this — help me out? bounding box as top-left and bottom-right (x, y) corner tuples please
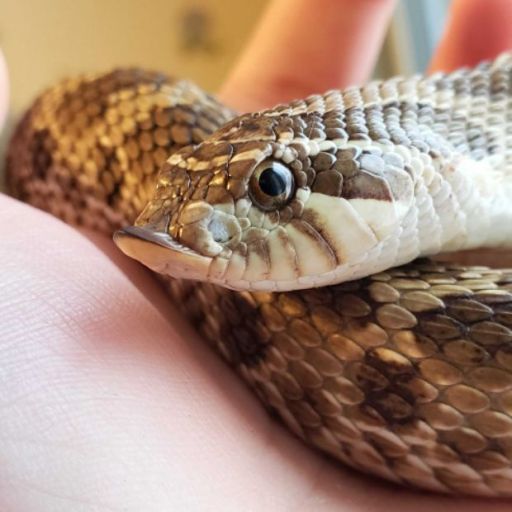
(0, 0), (450, 176)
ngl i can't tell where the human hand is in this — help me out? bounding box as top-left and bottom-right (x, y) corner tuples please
(2, 1), (512, 510)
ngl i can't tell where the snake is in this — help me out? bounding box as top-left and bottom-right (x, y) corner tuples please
(6, 53), (512, 497)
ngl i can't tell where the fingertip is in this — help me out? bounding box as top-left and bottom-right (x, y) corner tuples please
(220, 0), (397, 111)
(430, 0), (512, 73)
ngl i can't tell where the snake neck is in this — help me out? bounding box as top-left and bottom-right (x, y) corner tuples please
(341, 51), (512, 269)
(409, 52), (512, 254)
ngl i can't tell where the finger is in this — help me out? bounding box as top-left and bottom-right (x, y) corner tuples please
(219, 0), (397, 111)
(3, 195), (512, 510)
(430, 0), (512, 72)
(0, 194), (318, 510)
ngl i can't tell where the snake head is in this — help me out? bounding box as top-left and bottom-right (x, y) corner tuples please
(115, 105), (415, 291)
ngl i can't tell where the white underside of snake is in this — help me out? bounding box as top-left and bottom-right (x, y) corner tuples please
(7, 52), (512, 496)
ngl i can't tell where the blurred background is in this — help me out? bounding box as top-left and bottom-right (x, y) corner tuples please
(1, 0), (449, 176)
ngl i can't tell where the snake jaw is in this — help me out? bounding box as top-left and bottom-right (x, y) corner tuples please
(113, 225), (213, 281)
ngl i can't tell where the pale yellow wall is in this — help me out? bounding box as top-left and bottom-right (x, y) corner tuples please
(0, 0), (269, 167)
(1, 0), (411, 181)
(3, 0), (268, 112)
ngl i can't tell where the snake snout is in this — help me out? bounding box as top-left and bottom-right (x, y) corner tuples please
(113, 225), (213, 281)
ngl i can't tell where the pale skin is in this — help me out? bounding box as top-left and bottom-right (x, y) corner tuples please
(1, 1), (512, 510)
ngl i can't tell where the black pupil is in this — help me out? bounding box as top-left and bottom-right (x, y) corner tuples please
(258, 165), (287, 196)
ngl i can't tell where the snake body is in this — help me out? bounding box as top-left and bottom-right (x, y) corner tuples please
(7, 55), (512, 496)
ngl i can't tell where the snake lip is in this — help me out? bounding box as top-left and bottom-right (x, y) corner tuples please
(113, 225), (213, 281)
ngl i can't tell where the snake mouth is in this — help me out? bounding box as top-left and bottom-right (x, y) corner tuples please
(113, 225), (213, 281)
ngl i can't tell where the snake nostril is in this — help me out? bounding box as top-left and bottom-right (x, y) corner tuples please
(208, 211), (241, 245)
(209, 217), (231, 243)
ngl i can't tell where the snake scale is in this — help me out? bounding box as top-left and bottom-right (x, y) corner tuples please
(7, 54), (512, 497)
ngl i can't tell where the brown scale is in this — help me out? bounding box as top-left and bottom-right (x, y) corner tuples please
(6, 67), (512, 497)
(7, 68), (234, 232)
(199, 264), (512, 496)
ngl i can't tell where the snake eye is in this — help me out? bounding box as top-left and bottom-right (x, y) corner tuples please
(249, 160), (294, 211)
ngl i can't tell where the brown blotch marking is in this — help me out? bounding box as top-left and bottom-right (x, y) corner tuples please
(494, 304), (512, 334)
(169, 124), (192, 145)
(333, 156), (359, 178)
(292, 212), (339, 266)
(313, 152), (336, 171)
(230, 139), (273, 156)
(217, 114), (277, 142)
(474, 290), (512, 305)
(418, 313), (465, 340)
(334, 269), (491, 428)
(469, 321), (512, 346)
(267, 210), (280, 225)
(364, 390), (415, 424)
(192, 140), (233, 162)
(249, 238), (272, 278)
(289, 142), (308, 161)
(350, 362), (389, 392)
(442, 339), (490, 366)
(172, 105), (198, 125)
(226, 177), (247, 199)
(230, 325), (268, 366)
(290, 158), (303, 173)
(335, 293), (371, 317)
(304, 159), (316, 187)
(244, 227), (268, 245)
(358, 346), (421, 426)
(301, 286), (335, 306)
(312, 169), (344, 197)
(228, 159), (256, 179)
(325, 127), (348, 140)
(290, 198), (304, 217)
(205, 184), (232, 205)
(447, 298), (494, 323)
(342, 170), (393, 201)
(273, 116), (298, 139)
(219, 292), (272, 368)
(269, 226), (298, 276)
(7, 69), (237, 234)
(279, 206), (294, 224)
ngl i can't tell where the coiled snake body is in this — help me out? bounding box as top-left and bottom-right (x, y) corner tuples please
(7, 54), (512, 496)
